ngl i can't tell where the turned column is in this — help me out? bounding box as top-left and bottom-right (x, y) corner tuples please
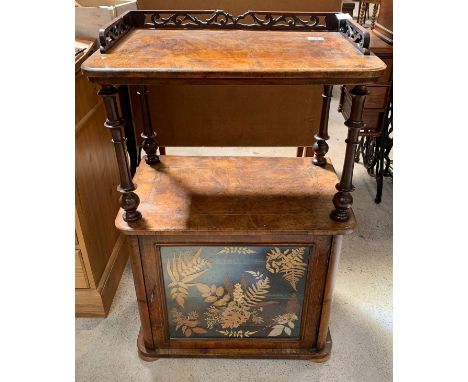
(313, 85), (333, 166)
(370, 3), (380, 30)
(137, 85), (159, 165)
(358, 2), (367, 25)
(331, 85), (368, 222)
(337, 85), (346, 113)
(99, 85), (142, 222)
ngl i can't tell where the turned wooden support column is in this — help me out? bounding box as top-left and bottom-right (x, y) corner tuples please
(99, 85), (142, 222)
(331, 85), (368, 222)
(337, 85), (346, 113)
(137, 85), (160, 165)
(313, 85), (333, 166)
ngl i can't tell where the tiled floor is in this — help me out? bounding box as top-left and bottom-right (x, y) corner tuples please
(76, 88), (393, 382)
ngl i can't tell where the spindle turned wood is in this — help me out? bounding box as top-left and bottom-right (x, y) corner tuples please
(136, 85), (160, 165)
(331, 85), (368, 222)
(99, 85), (141, 222)
(82, 9), (384, 361)
(313, 85), (333, 166)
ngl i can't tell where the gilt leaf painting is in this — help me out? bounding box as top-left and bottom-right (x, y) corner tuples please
(161, 246), (312, 339)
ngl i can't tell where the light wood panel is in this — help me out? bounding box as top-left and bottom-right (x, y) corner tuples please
(75, 64), (130, 316)
(76, 235), (130, 316)
(75, 250), (90, 289)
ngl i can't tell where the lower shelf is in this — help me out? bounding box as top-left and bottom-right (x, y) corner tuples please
(117, 155), (356, 237)
(137, 328), (332, 362)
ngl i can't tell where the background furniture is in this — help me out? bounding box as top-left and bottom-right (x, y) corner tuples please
(373, 0), (392, 44)
(338, 29), (392, 203)
(75, 0), (138, 39)
(132, 0), (342, 155)
(75, 40), (130, 316)
(342, 2), (356, 17)
(357, 0), (381, 29)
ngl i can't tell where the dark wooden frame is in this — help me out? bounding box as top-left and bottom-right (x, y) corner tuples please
(99, 10), (370, 54)
(98, 10), (370, 55)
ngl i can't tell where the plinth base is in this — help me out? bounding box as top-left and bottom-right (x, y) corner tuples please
(137, 328), (332, 362)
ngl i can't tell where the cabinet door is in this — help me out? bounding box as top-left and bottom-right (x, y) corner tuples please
(138, 237), (332, 350)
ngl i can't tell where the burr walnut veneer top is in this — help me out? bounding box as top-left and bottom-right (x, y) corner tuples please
(82, 29), (386, 84)
(116, 156), (356, 236)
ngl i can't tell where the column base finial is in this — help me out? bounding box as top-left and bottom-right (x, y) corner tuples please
(120, 191), (142, 222)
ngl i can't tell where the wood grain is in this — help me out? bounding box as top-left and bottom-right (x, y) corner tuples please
(374, 0), (393, 44)
(116, 155), (356, 236)
(316, 235), (343, 349)
(75, 92), (120, 282)
(75, 70), (130, 316)
(137, 328), (332, 362)
(128, 237), (155, 350)
(82, 29), (386, 84)
(75, 234), (129, 317)
(127, 0), (343, 153)
(75, 250), (89, 289)
(128, 84), (323, 147)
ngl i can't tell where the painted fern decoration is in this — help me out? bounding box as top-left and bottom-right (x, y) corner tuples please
(243, 276), (271, 308)
(217, 247), (256, 255)
(217, 330), (258, 338)
(265, 247), (307, 290)
(166, 248), (211, 307)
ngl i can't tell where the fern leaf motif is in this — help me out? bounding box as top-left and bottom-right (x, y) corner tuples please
(217, 330), (258, 338)
(265, 247), (307, 290)
(217, 247), (256, 255)
(243, 276), (270, 308)
(166, 249), (211, 307)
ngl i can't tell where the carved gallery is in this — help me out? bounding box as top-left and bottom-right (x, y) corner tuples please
(75, 1), (393, 381)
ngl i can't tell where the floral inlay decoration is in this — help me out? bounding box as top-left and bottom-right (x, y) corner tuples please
(160, 246), (312, 338)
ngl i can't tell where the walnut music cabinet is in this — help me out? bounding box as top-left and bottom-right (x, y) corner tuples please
(81, 10), (386, 362)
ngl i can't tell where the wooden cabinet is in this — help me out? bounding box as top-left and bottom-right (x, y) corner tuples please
(122, 155), (354, 361)
(81, 9), (384, 359)
(75, 42), (129, 317)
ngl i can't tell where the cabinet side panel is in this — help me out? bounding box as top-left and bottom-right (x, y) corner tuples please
(300, 236), (332, 348)
(129, 237), (155, 350)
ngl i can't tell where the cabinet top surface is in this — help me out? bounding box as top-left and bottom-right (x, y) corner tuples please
(82, 28), (386, 84)
(116, 155), (356, 236)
